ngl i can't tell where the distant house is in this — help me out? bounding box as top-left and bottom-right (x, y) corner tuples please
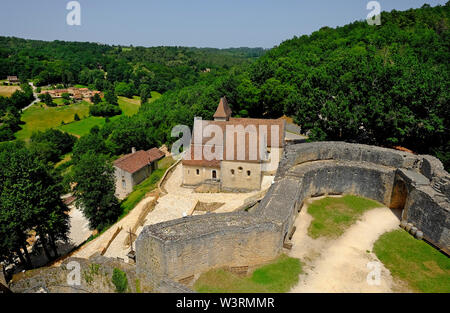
(113, 148), (165, 199)
(7, 76), (19, 84)
(41, 87), (103, 101)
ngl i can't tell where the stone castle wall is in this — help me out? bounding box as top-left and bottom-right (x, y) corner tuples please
(136, 141), (450, 290)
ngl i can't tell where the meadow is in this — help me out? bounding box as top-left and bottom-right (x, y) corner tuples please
(0, 85), (21, 97)
(15, 91), (161, 140)
(15, 101), (90, 140)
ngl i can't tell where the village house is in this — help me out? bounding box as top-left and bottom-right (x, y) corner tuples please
(113, 147), (165, 199)
(41, 87), (102, 101)
(182, 97), (286, 192)
(7, 76), (19, 84)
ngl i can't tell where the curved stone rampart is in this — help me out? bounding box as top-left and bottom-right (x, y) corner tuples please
(136, 142), (450, 289)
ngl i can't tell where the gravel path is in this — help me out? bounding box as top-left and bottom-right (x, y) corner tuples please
(289, 204), (409, 293)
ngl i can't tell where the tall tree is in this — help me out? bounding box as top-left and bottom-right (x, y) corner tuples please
(140, 84), (152, 105)
(0, 143), (69, 267)
(72, 151), (121, 230)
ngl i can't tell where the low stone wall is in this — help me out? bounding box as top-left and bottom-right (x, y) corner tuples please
(135, 141), (450, 290)
(9, 255), (138, 293)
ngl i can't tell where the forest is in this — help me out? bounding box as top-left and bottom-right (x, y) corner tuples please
(0, 3), (448, 270)
(99, 3), (448, 167)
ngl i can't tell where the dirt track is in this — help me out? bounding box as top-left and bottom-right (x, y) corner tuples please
(289, 204), (410, 293)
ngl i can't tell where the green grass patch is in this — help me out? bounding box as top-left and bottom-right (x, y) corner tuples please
(119, 157), (175, 219)
(374, 230), (450, 293)
(194, 254), (302, 293)
(111, 268), (128, 293)
(307, 195), (382, 239)
(73, 84), (88, 89)
(118, 92), (161, 116)
(118, 96), (141, 116)
(15, 101), (91, 140)
(14, 91), (161, 140)
(58, 116), (107, 137)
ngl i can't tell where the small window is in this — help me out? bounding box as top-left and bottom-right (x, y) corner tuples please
(231, 169), (235, 175)
(196, 169), (200, 175)
(212, 170), (217, 179)
(247, 170), (251, 176)
(238, 167), (243, 172)
(122, 180), (126, 188)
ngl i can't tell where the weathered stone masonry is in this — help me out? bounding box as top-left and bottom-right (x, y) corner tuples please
(136, 142), (449, 289)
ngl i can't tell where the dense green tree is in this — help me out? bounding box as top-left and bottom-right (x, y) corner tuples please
(72, 151), (121, 230)
(91, 93), (102, 104)
(38, 93), (55, 107)
(61, 92), (71, 101)
(104, 90), (118, 106)
(115, 82), (135, 98)
(89, 103), (122, 117)
(0, 142), (69, 267)
(30, 129), (77, 163)
(140, 84), (152, 105)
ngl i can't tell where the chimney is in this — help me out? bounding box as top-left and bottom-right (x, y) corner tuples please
(132, 147), (136, 154)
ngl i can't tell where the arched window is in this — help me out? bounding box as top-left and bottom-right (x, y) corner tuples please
(238, 166), (243, 173)
(196, 169), (200, 175)
(231, 169), (235, 175)
(247, 170), (251, 176)
(212, 170), (217, 180)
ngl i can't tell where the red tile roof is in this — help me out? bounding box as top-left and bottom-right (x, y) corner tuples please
(114, 148), (164, 174)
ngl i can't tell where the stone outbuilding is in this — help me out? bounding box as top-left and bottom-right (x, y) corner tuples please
(114, 148), (165, 199)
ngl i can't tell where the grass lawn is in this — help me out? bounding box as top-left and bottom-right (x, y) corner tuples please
(119, 156), (175, 219)
(58, 116), (108, 137)
(374, 230), (450, 293)
(0, 85), (21, 97)
(307, 195), (382, 239)
(15, 101), (91, 141)
(118, 92), (161, 116)
(194, 254), (302, 293)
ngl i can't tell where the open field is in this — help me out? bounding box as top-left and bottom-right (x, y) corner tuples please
(307, 195), (382, 239)
(374, 230), (450, 293)
(58, 116), (108, 137)
(14, 91), (161, 140)
(194, 254), (302, 293)
(118, 96), (141, 116)
(0, 85), (21, 97)
(118, 92), (161, 116)
(15, 101), (91, 140)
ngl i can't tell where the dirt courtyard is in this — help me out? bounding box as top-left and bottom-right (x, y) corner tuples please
(288, 200), (410, 293)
